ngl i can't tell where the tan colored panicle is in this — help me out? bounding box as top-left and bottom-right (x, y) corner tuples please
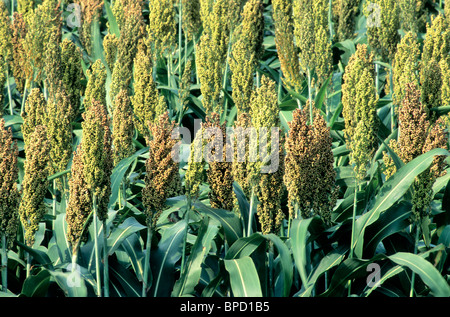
(142, 112), (182, 229)
(66, 146), (92, 252)
(284, 107), (338, 224)
(204, 113), (234, 211)
(0, 119), (20, 249)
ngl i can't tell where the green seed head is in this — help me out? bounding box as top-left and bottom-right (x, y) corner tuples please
(364, 0), (400, 61)
(272, 0), (302, 90)
(84, 59), (107, 112)
(131, 43), (166, 142)
(342, 44), (378, 180)
(20, 125), (50, 247)
(81, 100), (113, 221)
(112, 89), (135, 165)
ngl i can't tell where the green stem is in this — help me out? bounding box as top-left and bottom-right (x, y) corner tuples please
(193, 36), (199, 85)
(247, 188), (256, 237)
(142, 226), (153, 297)
(308, 68), (313, 125)
(92, 195), (101, 297)
(267, 241), (274, 297)
(348, 177), (358, 296)
(389, 63), (394, 131)
(410, 225), (420, 297)
(1, 233), (7, 293)
(6, 67), (13, 115)
(52, 179), (57, 230)
(179, 0), (183, 77)
(21, 78), (29, 115)
(349, 177), (358, 260)
(25, 251), (30, 278)
(180, 195), (191, 276)
(103, 219), (109, 297)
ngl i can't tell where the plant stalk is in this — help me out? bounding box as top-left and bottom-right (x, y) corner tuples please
(1, 233), (7, 292)
(410, 225), (420, 297)
(348, 177), (358, 296)
(92, 195), (102, 297)
(6, 67), (13, 115)
(142, 225), (153, 297)
(308, 68), (313, 125)
(349, 177), (358, 260)
(103, 219), (109, 297)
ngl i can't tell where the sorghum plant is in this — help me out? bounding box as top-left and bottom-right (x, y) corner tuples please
(342, 44), (378, 180)
(0, 119), (20, 292)
(364, 0), (400, 61)
(284, 106), (338, 225)
(131, 41), (166, 142)
(333, 0), (359, 42)
(229, 0), (264, 115)
(272, 0), (302, 91)
(19, 125), (50, 247)
(392, 32), (421, 106)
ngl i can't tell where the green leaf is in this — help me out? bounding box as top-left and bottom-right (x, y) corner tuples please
(21, 269), (51, 297)
(297, 248), (346, 297)
(109, 147), (148, 208)
(16, 241), (54, 270)
(314, 75), (331, 111)
(224, 256), (263, 297)
(49, 269), (88, 297)
(353, 148), (450, 258)
(150, 220), (187, 297)
(172, 216), (220, 296)
(107, 217), (146, 256)
(109, 260), (142, 297)
(2, 114), (23, 127)
(363, 201), (412, 256)
(120, 234), (144, 281)
(225, 233), (265, 260)
(389, 252), (450, 297)
(194, 201), (243, 245)
(438, 225), (450, 247)
(320, 255), (385, 297)
(264, 233), (293, 297)
(104, 0), (120, 38)
(290, 217), (317, 286)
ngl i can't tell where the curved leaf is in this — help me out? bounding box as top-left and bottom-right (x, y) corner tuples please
(107, 217), (146, 256)
(194, 201), (243, 245)
(290, 217), (317, 286)
(150, 220), (187, 297)
(353, 148), (450, 258)
(172, 216), (220, 297)
(389, 252), (450, 297)
(224, 256), (263, 297)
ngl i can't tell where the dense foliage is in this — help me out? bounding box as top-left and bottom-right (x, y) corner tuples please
(0, 0), (450, 298)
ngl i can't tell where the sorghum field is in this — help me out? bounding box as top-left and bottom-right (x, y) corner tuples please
(1, 0), (450, 299)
